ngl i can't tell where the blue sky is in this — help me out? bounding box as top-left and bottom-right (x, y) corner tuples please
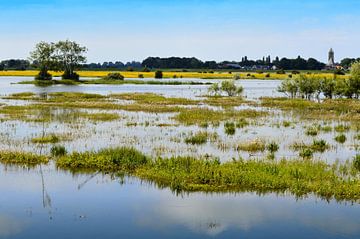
(0, 0), (359, 62)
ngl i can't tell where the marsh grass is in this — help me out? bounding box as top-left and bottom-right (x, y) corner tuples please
(236, 139), (266, 152)
(267, 141), (279, 153)
(110, 93), (199, 106)
(261, 97), (360, 121)
(204, 96), (246, 107)
(335, 134), (347, 144)
(291, 139), (330, 153)
(0, 151), (49, 166)
(305, 127), (319, 136)
(51, 145), (67, 157)
(354, 155), (360, 171)
(224, 122), (236, 135)
(31, 134), (60, 144)
(184, 131), (217, 145)
(334, 124), (351, 133)
(56, 146), (360, 201)
(174, 108), (266, 126)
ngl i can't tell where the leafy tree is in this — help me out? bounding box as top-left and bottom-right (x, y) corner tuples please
(55, 40), (87, 80)
(208, 83), (220, 96)
(349, 61), (360, 98)
(321, 77), (336, 99)
(278, 78), (298, 98)
(29, 41), (56, 80)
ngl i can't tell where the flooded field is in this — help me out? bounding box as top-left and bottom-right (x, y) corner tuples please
(1, 77), (360, 238)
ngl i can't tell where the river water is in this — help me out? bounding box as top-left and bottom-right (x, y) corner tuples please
(0, 77), (359, 238)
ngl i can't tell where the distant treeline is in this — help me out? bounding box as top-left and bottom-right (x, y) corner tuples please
(1, 56), (359, 71)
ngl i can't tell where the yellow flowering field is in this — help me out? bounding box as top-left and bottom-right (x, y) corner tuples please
(0, 70), (349, 80)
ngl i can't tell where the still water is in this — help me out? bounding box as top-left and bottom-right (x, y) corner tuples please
(0, 77), (360, 238)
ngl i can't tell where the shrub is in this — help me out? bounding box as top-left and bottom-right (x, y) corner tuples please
(233, 74), (241, 80)
(220, 80), (243, 96)
(265, 73), (270, 78)
(62, 72), (79, 81)
(104, 72), (124, 80)
(155, 70), (163, 79)
(138, 74), (144, 78)
(35, 70), (52, 81)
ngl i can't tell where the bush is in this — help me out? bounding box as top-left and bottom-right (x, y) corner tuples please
(265, 73), (270, 78)
(62, 71), (79, 81)
(35, 70), (52, 81)
(138, 74), (144, 78)
(155, 70), (163, 79)
(221, 80), (243, 96)
(104, 72), (124, 80)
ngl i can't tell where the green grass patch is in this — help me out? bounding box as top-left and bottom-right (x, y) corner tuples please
(174, 108), (266, 126)
(56, 146), (360, 201)
(0, 151), (49, 166)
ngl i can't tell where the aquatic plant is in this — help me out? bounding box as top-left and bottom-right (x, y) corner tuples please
(224, 122), (236, 135)
(266, 141), (279, 153)
(51, 145), (67, 157)
(0, 151), (49, 166)
(311, 139), (329, 152)
(334, 124), (350, 133)
(236, 139), (266, 152)
(31, 134), (60, 144)
(305, 127), (319, 136)
(335, 134), (347, 144)
(185, 132), (208, 145)
(353, 154), (360, 171)
(56, 146), (360, 201)
(299, 148), (313, 159)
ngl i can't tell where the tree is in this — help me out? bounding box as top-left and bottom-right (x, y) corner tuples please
(349, 61), (360, 98)
(55, 40), (87, 80)
(321, 77), (336, 99)
(278, 78), (298, 98)
(208, 83), (220, 96)
(29, 42), (56, 80)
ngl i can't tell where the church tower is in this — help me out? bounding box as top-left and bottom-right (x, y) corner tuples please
(328, 48), (335, 66)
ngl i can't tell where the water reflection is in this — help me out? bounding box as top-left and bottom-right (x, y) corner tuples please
(1, 165), (360, 238)
(0, 215), (26, 237)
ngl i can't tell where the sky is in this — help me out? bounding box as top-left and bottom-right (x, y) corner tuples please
(0, 0), (359, 63)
